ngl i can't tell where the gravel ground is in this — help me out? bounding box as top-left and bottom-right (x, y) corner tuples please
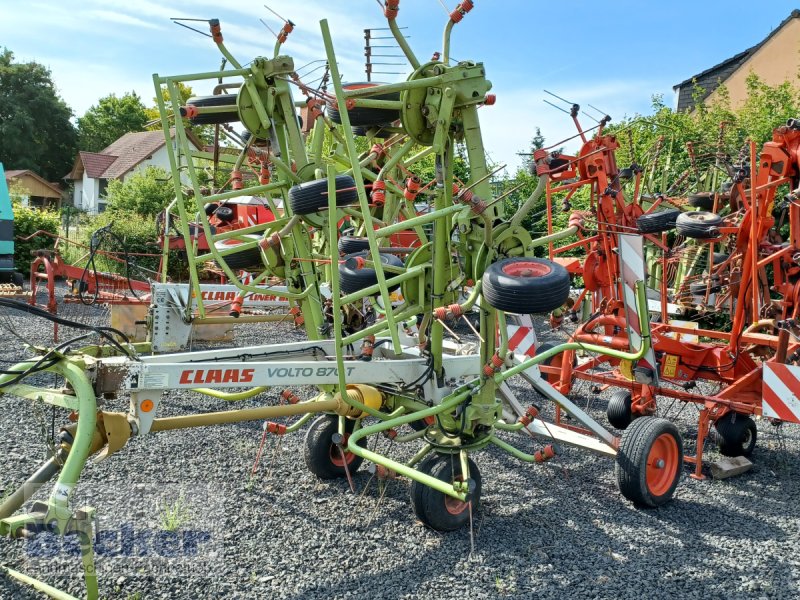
(2, 287), (800, 599)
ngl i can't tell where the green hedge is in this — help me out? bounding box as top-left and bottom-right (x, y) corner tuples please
(12, 203), (60, 273)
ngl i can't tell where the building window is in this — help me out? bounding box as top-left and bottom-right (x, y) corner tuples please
(99, 179), (109, 197)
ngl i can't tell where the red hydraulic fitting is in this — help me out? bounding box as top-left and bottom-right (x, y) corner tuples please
(384, 0), (400, 20)
(231, 170), (243, 190)
(361, 335), (376, 360)
(229, 293), (245, 318)
(372, 180), (386, 206)
(549, 310), (563, 329)
(466, 279), (474, 287)
(431, 51), (441, 61)
(346, 255), (367, 270)
(433, 303), (463, 321)
(483, 353), (504, 376)
(483, 94), (496, 106)
(277, 20), (294, 44)
(265, 422), (287, 435)
(449, 0), (474, 23)
(534, 444), (557, 463)
(518, 405), (539, 427)
(533, 149), (548, 161)
(567, 211), (585, 230)
(281, 389), (301, 404)
(289, 306), (304, 326)
(209, 19), (223, 43)
(455, 186), (488, 215)
(404, 176), (421, 201)
(384, 428), (398, 440)
(291, 160), (297, 174)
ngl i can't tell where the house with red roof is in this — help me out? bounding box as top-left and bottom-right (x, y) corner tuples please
(65, 129), (202, 214)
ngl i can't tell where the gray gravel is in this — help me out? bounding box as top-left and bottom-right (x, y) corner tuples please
(2, 286), (800, 599)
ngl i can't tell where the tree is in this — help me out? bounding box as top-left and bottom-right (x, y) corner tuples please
(77, 92), (148, 152)
(106, 166), (175, 216)
(145, 81), (194, 126)
(0, 48), (77, 181)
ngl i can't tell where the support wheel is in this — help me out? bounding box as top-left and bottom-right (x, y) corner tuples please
(482, 257), (570, 314)
(339, 251), (404, 294)
(338, 236), (372, 255)
(535, 342), (575, 385)
(714, 412), (757, 457)
(616, 417), (682, 508)
(409, 454), (481, 531)
(676, 211), (723, 239)
(289, 175), (358, 215)
(636, 210), (680, 234)
(607, 390), (634, 430)
(186, 94), (239, 125)
(304, 415), (365, 479)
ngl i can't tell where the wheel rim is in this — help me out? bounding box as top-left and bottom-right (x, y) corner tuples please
(329, 433), (356, 467)
(501, 261), (551, 278)
(443, 475), (469, 515)
(646, 433), (680, 496)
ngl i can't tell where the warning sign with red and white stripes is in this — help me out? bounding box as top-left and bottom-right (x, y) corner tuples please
(507, 324), (537, 358)
(763, 363), (800, 424)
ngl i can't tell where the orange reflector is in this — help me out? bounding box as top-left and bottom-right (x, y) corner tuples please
(140, 399), (154, 412)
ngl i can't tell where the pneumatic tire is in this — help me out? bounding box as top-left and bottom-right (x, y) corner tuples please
(636, 210), (680, 234)
(289, 175), (358, 215)
(304, 415), (365, 479)
(339, 251), (404, 294)
(186, 94), (239, 125)
(676, 211), (723, 239)
(715, 412), (757, 457)
(482, 257), (570, 314)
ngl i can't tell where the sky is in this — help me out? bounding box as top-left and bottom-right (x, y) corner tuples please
(3, 0), (800, 175)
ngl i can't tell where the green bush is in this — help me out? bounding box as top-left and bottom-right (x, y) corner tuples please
(11, 202), (60, 273)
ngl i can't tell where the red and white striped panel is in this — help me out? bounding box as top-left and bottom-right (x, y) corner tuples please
(248, 215), (257, 227)
(763, 363), (800, 424)
(507, 325), (537, 358)
(618, 234), (659, 385)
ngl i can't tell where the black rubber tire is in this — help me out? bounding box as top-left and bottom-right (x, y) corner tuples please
(338, 236), (372, 255)
(328, 82), (400, 127)
(607, 390), (634, 430)
(409, 454), (440, 520)
(289, 175), (358, 215)
(687, 192), (714, 211)
(410, 454), (481, 531)
(339, 251), (404, 294)
(636, 210), (680, 234)
(204, 203), (220, 216)
(482, 257), (570, 314)
(214, 235), (262, 270)
(213, 206), (235, 223)
(186, 94), (239, 125)
(715, 412), (757, 457)
(616, 417), (683, 508)
(12, 271), (24, 287)
(304, 415), (365, 479)
(676, 211), (723, 239)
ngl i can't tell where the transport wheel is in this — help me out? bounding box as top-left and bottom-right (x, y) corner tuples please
(676, 211), (723, 239)
(616, 417), (683, 508)
(714, 412), (757, 457)
(338, 236), (372, 255)
(186, 94), (239, 125)
(535, 342), (574, 385)
(12, 271), (24, 287)
(687, 192), (714, 211)
(410, 454), (481, 531)
(482, 257), (570, 314)
(304, 415), (365, 479)
(607, 390), (634, 430)
(338, 251), (404, 294)
(636, 210), (680, 234)
(352, 125), (393, 138)
(328, 82), (401, 127)
(214, 235), (263, 270)
(289, 175), (358, 215)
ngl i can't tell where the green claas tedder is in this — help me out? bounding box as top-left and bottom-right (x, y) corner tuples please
(0, 3), (683, 598)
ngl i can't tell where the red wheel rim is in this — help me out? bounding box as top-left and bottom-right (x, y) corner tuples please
(329, 433), (356, 467)
(543, 353), (564, 384)
(646, 433), (679, 496)
(444, 476), (469, 515)
(501, 261), (551, 278)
